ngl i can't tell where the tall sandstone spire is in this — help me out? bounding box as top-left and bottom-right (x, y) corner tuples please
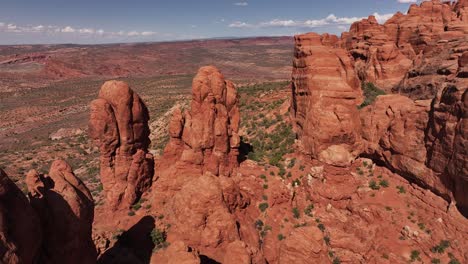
(89, 80), (154, 211)
(163, 66), (241, 177)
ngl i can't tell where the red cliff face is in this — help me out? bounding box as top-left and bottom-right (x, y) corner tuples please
(291, 33), (363, 167)
(163, 66), (240, 176)
(89, 80), (154, 211)
(292, 0), (468, 215)
(340, 0), (468, 97)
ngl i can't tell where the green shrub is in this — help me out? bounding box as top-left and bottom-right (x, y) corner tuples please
(369, 180), (380, 190)
(304, 204), (314, 217)
(278, 166), (286, 178)
(292, 207), (300, 219)
(255, 219), (264, 230)
(417, 223), (426, 231)
(151, 228), (168, 251)
(292, 179), (301, 187)
(259, 203), (269, 212)
(397, 186), (406, 194)
(358, 82), (386, 109)
(410, 250), (420, 262)
(277, 234), (285, 241)
(317, 223), (325, 232)
(287, 158), (296, 168)
(431, 240), (450, 254)
(431, 259), (441, 264)
(379, 179), (389, 188)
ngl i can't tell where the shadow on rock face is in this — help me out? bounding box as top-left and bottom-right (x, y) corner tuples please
(200, 255), (222, 264)
(238, 138), (253, 163)
(98, 216), (156, 264)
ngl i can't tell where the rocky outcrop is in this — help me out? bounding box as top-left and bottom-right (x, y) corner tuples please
(0, 169), (42, 264)
(291, 32), (363, 167)
(426, 86), (468, 213)
(163, 66), (240, 176)
(340, 0), (468, 97)
(26, 160), (96, 264)
(0, 160), (96, 264)
(292, 0), (468, 215)
(146, 67), (257, 263)
(359, 95), (452, 196)
(342, 15), (413, 90)
(89, 80), (154, 211)
(278, 226), (328, 264)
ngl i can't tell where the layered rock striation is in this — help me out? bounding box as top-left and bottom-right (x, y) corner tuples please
(291, 33), (363, 167)
(340, 0), (468, 97)
(291, 0), (468, 214)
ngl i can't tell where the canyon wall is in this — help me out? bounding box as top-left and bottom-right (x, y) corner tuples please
(291, 0), (468, 214)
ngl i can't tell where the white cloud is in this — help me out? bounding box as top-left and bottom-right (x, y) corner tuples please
(141, 31), (157, 36)
(371, 12), (394, 24)
(337, 25), (347, 31)
(397, 0), (417, 3)
(127, 31), (140, 36)
(234, 2), (248, 6)
(228, 21), (254, 28)
(61, 26), (75, 33)
(229, 12), (394, 29)
(0, 21), (160, 39)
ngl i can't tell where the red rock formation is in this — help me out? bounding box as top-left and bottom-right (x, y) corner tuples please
(291, 32), (363, 167)
(163, 66), (240, 176)
(343, 15), (413, 90)
(426, 85), (468, 213)
(26, 160), (96, 264)
(278, 226), (328, 264)
(359, 95), (452, 196)
(339, 0), (468, 96)
(89, 80), (154, 211)
(0, 169), (42, 264)
(293, 0), (468, 215)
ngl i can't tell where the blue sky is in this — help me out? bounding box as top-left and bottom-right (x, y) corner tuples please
(0, 0), (421, 44)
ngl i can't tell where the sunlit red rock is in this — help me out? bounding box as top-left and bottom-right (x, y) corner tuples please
(291, 32), (363, 167)
(163, 66), (240, 176)
(89, 80), (154, 211)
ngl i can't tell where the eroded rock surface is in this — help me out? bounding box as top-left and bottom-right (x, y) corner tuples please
(89, 80), (154, 211)
(26, 160), (96, 264)
(291, 0), (468, 215)
(163, 66), (240, 176)
(0, 169), (42, 264)
(291, 32), (363, 167)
